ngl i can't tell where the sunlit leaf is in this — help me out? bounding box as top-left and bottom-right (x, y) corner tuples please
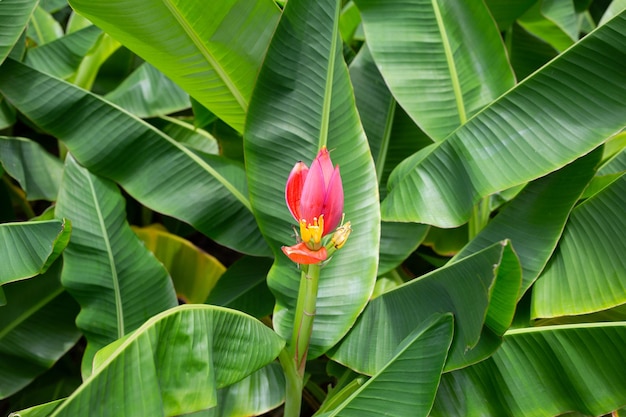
(55, 155), (178, 373)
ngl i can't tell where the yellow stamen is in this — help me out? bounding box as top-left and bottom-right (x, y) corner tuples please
(299, 215), (325, 247)
(299, 219), (311, 243)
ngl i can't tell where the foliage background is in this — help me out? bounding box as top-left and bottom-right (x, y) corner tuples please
(0, 0), (625, 416)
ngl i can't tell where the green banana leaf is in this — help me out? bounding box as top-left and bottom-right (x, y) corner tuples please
(70, 32), (120, 90)
(16, 305), (284, 417)
(518, 0), (578, 52)
(149, 116), (219, 155)
(483, 0), (536, 30)
(0, 262), (81, 399)
(55, 155), (178, 374)
(40, 0), (67, 13)
(206, 363), (285, 417)
(24, 25), (103, 81)
(601, 0), (626, 24)
(381, 11), (626, 227)
(133, 224), (226, 305)
(0, 59), (270, 256)
(26, 6), (63, 46)
(509, 22), (559, 81)
(339, 1), (362, 45)
(432, 322), (626, 417)
(454, 149), (601, 298)
(244, 0), (380, 358)
(0, 136), (64, 201)
(330, 241), (521, 375)
(67, 0), (280, 133)
(0, 0), (38, 64)
(532, 173), (626, 317)
(378, 221), (428, 275)
(105, 63), (190, 118)
(355, 0), (515, 141)
(9, 400), (65, 417)
(318, 314), (453, 417)
(348, 44), (429, 274)
(0, 219), (70, 285)
(205, 256), (274, 320)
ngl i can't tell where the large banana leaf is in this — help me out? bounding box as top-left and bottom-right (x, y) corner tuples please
(355, 0), (515, 141)
(454, 149), (601, 297)
(0, 0), (38, 64)
(55, 155), (178, 373)
(0, 136), (64, 201)
(330, 241), (521, 374)
(244, 0), (380, 358)
(0, 219), (70, 285)
(20, 305), (285, 417)
(532, 173), (626, 317)
(67, 0), (280, 133)
(381, 11), (626, 227)
(0, 59), (270, 256)
(0, 262), (81, 399)
(432, 323), (626, 417)
(318, 314), (453, 417)
(105, 63), (190, 118)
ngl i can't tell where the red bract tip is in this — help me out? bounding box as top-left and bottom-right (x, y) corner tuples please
(284, 147), (344, 238)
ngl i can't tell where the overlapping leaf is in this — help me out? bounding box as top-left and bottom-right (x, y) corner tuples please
(205, 256), (274, 319)
(105, 63), (190, 118)
(0, 263), (81, 399)
(28, 305), (284, 417)
(0, 219), (70, 285)
(244, 0), (380, 358)
(381, 12), (626, 227)
(432, 323), (626, 417)
(532, 173), (626, 317)
(0, 136), (64, 201)
(68, 0), (280, 132)
(355, 0), (515, 141)
(0, 0), (38, 64)
(55, 155), (178, 372)
(348, 44), (429, 273)
(330, 241), (521, 374)
(0, 59), (269, 256)
(24, 25), (102, 80)
(319, 314), (453, 417)
(454, 149), (601, 297)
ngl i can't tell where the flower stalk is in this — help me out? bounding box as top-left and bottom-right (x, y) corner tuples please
(280, 147), (350, 416)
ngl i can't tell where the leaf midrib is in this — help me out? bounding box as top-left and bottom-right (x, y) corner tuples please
(318, 0), (341, 149)
(86, 172), (124, 339)
(431, 0), (467, 125)
(160, 0), (248, 111)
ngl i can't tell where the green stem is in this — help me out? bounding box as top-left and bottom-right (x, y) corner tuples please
(283, 263), (322, 416)
(468, 197), (490, 240)
(291, 263), (321, 374)
(279, 348), (303, 417)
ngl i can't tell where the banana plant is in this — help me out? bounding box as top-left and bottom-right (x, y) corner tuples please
(0, 0), (625, 416)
